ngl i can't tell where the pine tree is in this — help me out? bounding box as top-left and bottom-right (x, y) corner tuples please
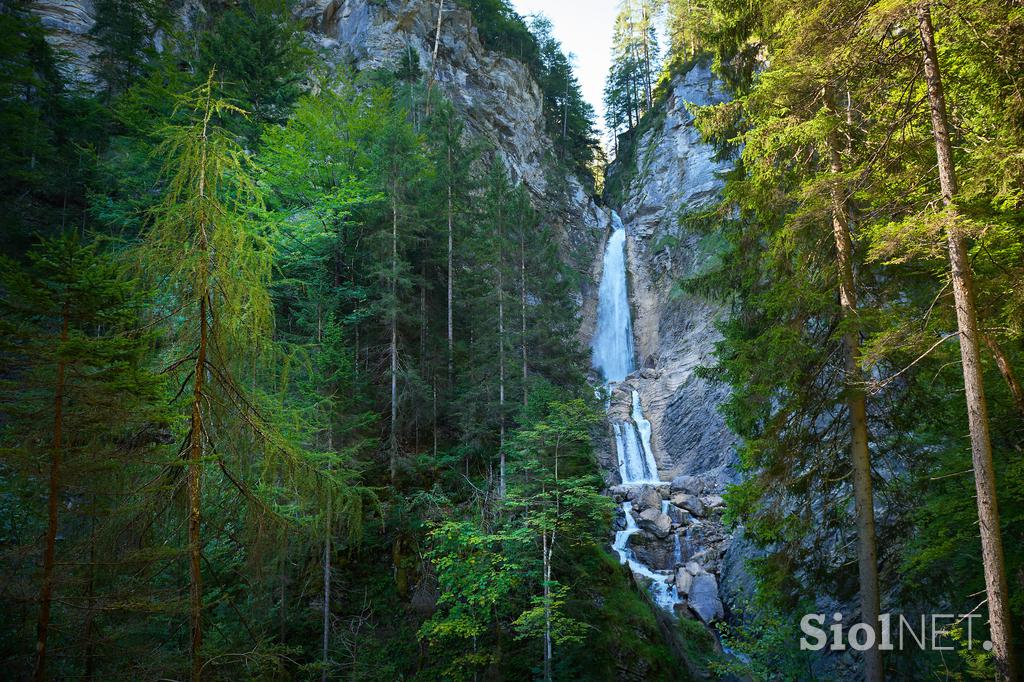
(0, 234), (165, 680)
(89, 0), (167, 100)
(198, 0), (310, 146)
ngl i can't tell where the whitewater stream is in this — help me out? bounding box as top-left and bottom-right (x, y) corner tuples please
(593, 212), (681, 612)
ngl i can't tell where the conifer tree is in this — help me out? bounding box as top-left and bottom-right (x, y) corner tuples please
(0, 234), (164, 680)
(138, 72), (302, 680)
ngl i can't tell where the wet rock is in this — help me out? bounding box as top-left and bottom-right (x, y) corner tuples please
(675, 567), (694, 595)
(629, 530), (676, 570)
(637, 508), (672, 539)
(670, 475), (704, 496)
(664, 504), (692, 526)
(608, 485), (633, 503)
(634, 485), (663, 513)
(689, 573), (724, 624)
(671, 493), (705, 517)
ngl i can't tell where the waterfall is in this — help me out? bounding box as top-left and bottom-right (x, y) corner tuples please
(593, 211), (680, 613)
(612, 502), (679, 611)
(591, 212), (635, 384)
(630, 390), (659, 483)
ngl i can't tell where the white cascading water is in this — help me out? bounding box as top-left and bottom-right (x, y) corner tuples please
(591, 212), (635, 384)
(593, 212), (680, 612)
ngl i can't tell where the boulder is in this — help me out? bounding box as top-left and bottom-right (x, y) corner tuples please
(702, 494), (726, 509)
(629, 530), (676, 570)
(637, 507), (672, 539)
(608, 485), (634, 503)
(671, 493), (705, 517)
(670, 474), (704, 496)
(675, 567), (694, 595)
(684, 561), (701, 576)
(634, 485), (663, 513)
(689, 573), (724, 624)
(665, 504), (691, 527)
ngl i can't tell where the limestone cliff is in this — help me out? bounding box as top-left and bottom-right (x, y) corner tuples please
(29, 0), (610, 321)
(601, 60), (754, 628)
(608, 61), (738, 490)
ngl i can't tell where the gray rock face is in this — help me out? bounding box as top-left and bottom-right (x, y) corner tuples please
(30, 0), (98, 85)
(608, 485), (634, 503)
(594, 59), (755, 629)
(665, 504), (691, 527)
(671, 493), (705, 517)
(688, 573), (724, 624)
(670, 474), (704, 496)
(600, 61), (739, 489)
(637, 507), (672, 539)
(629, 530), (677, 570)
(633, 484), (663, 513)
(701, 494), (725, 509)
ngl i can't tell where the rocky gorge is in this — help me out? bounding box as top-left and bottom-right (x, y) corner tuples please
(24, 0), (747, 674)
(592, 59), (750, 651)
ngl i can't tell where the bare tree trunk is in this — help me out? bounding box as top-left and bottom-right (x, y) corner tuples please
(447, 124), (454, 390)
(826, 94), (882, 682)
(321, 309), (333, 682)
(33, 304), (68, 682)
(982, 333), (1024, 420)
(641, 2), (653, 109)
(425, 0), (445, 113)
(542, 529), (552, 682)
(520, 229), (528, 407)
(391, 200), (399, 483)
(321, 518), (331, 682)
(498, 212), (506, 499)
(918, 7), (1017, 680)
(83, 511), (97, 682)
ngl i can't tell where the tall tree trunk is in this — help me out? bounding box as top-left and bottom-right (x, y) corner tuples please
(641, 3), (653, 109)
(497, 209), (506, 499)
(447, 125), (455, 390)
(982, 333), (1024, 420)
(826, 93), (883, 682)
(83, 510), (97, 682)
(188, 294), (208, 682)
(390, 200), (399, 483)
(33, 304), (68, 682)
(319, 314), (333, 682)
(425, 0), (444, 113)
(321, 514), (331, 682)
(520, 229), (528, 407)
(918, 7), (1017, 680)
(542, 529), (552, 682)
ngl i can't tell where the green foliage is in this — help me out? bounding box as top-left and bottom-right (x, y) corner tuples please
(0, 4), (687, 679)
(0, 234), (169, 677)
(713, 600), (814, 679)
(672, 0), (1024, 676)
(0, 3), (107, 252)
(603, 0), (660, 146)
(89, 0), (169, 99)
(198, 0), (311, 145)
